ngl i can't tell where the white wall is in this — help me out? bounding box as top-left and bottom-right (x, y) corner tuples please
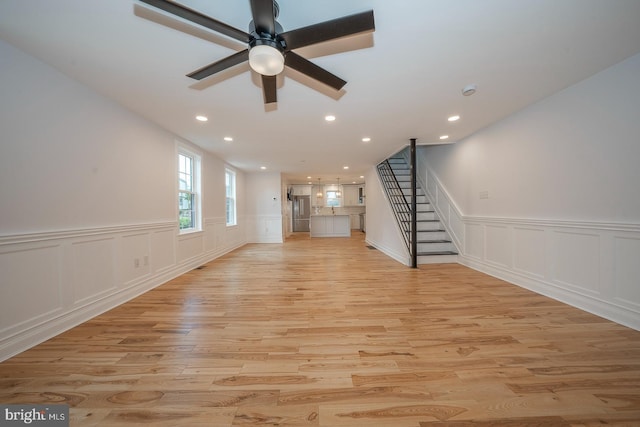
(0, 40), (247, 360)
(420, 53), (640, 330)
(364, 167), (409, 265)
(424, 53), (640, 222)
(245, 172), (283, 243)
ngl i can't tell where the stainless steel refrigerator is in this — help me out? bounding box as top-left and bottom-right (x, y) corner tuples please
(292, 195), (310, 232)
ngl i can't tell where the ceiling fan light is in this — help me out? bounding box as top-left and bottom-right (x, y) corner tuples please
(249, 45), (284, 76)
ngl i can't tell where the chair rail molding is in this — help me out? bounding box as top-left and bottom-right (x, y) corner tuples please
(422, 167), (640, 331)
(0, 218), (247, 361)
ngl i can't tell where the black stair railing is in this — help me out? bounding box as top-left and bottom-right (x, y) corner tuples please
(378, 141), (457, 265)
(376, 159), (412, 255)
(377, 139), (419, 267)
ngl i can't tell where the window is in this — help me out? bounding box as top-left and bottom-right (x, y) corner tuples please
(178, 148), (201, 232)
(326, 190), (341, 207)
(225, 169), (236, 226)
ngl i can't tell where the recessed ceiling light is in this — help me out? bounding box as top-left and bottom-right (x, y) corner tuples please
(448, 115), (460, 122)
(307, 176), (312, 179)
(196, 115), (208, 122)
(260, 166), (267, 170)
(360, 176), (364, 179)
(325, 115), (336, 122)
(352, 181), (356, 184)
(343, 166), (349, 170)
(440, 135), (449, 140)
(223, 136), (233, 142)
(462, 84), (477, 96)
(362, 137), (371, 142)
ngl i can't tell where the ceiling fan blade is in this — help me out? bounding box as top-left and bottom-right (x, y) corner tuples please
(138, 0), (250, 43)
(250, 0), (276, 36)
(280, 10), (374, 51)
(262, 75), (277, 104)
(187, 50), (249, 80)
(285, 51), (346, 91)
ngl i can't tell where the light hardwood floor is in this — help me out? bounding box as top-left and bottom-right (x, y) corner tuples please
(2, 232), (640, 426)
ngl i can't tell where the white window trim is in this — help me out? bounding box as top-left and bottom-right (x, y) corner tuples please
(177, 142), (202, 234)
(225, 168), (237, 227)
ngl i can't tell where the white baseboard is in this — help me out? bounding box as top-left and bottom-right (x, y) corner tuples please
(0, 222), (245, 362)
(459, 254), (640, 331)
(365, 237), (409, 266)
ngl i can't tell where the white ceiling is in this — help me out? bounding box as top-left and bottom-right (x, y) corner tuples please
(2, 0), (640, 185)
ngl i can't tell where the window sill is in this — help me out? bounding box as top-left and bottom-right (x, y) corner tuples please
(178, 228), (203, 237)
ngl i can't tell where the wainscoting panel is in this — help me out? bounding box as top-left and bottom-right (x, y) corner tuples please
(202, 217), (247, 258)
(513, 227), (546, 279)
(0, 220), (247, 361)
(613, 235), (640, 308)
(435, 192), (451, 226)
(120, 233), (150, 286)
(246, 215), (283, 243)
(449, 211), (465, 250)
(225, 220), (246, 251)
(485, 225), (512, 268)
(205, 218), (227, 254)
(422, 165), (640, 330)
(150, 228), (176, 274)
(552, 231), (600, 295)
(459, 221), (640, 330)
(204, 221), (218, 253)
(465, 223), (484, 260)
(0, 244), (62, 337)
(177, 232), (204, 264)
(72, 237), (117, 304)
(424, 170), (464, 251)
(426, 172), (437, 202)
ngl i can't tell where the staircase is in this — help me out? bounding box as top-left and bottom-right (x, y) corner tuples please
(377, 154), (458, 264)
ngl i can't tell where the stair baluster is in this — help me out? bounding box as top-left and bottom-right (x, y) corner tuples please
(377, 150), (458, 265)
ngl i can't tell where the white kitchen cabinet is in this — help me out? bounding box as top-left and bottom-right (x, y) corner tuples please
(343, 185), (365, 206)
(350, 214), (360, 229)
(310, 215), (350, 237)
(343, 185), (358, 206)
(291, 185), (311, 196)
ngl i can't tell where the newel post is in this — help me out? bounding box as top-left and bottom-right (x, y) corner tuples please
(410, 138), (417, 268)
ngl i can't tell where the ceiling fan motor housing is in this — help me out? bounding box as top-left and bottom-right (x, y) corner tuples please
(137, 0), (374, 104)
(248, 16), (286, 76)
(248, 19), (285, 48)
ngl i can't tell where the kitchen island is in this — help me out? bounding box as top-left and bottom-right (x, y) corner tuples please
(309, 215), (351, 237)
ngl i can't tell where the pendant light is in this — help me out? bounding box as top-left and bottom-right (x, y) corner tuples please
(316, 178), (323, 198)
(336, 177), (342, 197)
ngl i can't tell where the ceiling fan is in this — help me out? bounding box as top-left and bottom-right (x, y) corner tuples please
(138, 0), (375, 104)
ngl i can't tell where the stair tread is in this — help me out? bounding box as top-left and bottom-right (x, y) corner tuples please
(381, 156), (457, 260)
(417, 251), (458, 256)
(393, 201), (430, 205)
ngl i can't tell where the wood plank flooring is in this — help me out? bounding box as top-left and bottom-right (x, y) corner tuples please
(2, 232), (640, 426)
